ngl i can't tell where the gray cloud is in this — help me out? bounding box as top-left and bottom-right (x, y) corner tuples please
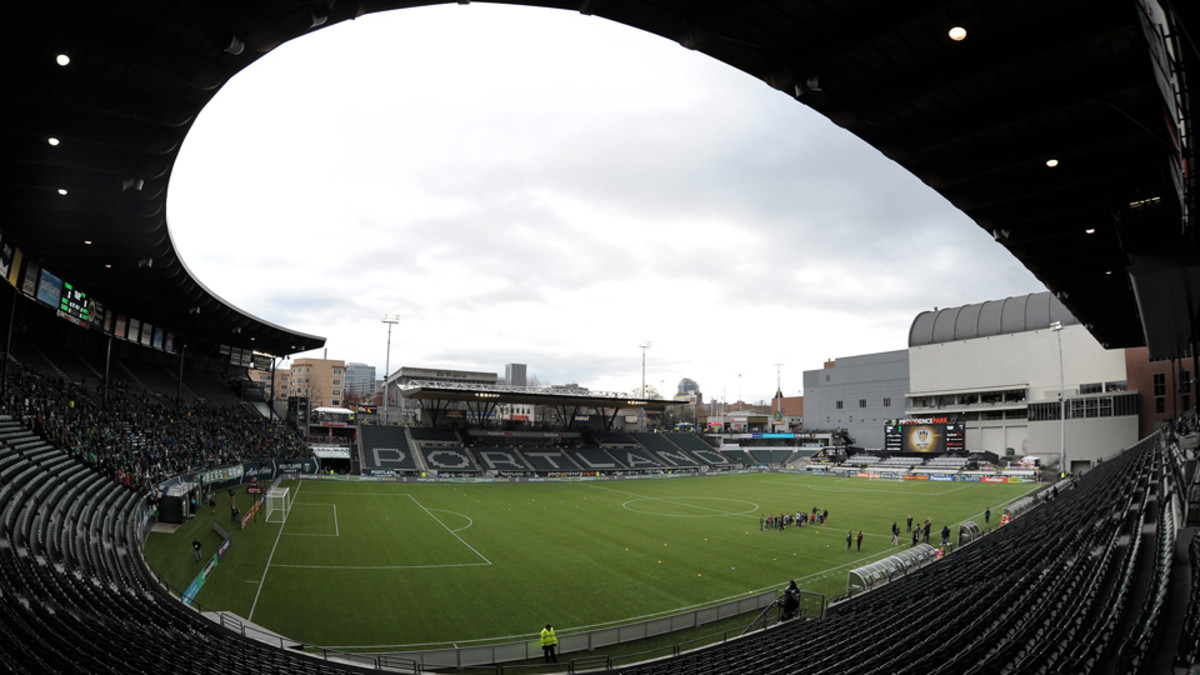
(169, 5), (1049, 401)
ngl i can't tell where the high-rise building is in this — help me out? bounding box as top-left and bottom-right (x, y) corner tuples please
(344, 362), (376, 396)
(505, 363), (527, 387)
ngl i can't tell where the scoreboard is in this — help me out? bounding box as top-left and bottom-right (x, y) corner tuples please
(884, 417), (966, 454)
(58, 281), (90, 328)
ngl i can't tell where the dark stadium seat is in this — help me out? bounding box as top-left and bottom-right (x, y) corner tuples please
(598, 433), (1179, 675)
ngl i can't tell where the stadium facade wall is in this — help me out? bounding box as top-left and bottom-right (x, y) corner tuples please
(1027, 415), (1138, 470)
(801, 350), (909, 448)
(908, 322), (1125, 397)
(799, 294), (1148, 465)
(909, 322), (1132, 463)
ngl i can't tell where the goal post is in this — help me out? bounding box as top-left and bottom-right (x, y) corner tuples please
(265, 487), (292, 524)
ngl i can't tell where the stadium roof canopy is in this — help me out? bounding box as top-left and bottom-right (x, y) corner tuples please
(398, 380), (679, 428)
(400, 380), (677, 410)
(3, 0), (1197, 359)
(909, 291), (1080, 347)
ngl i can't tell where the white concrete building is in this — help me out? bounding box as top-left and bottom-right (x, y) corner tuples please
(906, 293), (1138, 471)
(801, 292), (1142, 472)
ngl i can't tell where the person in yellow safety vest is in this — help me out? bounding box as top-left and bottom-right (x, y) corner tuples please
(540, 623), (558, 663)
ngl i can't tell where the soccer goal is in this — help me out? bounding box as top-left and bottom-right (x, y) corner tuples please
(265, 487), (293, 524)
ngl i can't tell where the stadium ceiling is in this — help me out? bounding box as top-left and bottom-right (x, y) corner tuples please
(4, 0), (1197, 359)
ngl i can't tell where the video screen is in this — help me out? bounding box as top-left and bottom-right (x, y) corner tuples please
(884, 418), (966, 454)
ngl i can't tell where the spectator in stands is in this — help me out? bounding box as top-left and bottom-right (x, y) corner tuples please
(540, 624), (558, 662)
(781, 581), (800, 620)
(4, 364), (309, 492)
(193, 537), (202, 562)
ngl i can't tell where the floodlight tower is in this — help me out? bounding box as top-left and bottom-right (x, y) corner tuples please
(382, 314), (401, 424)
(1050, 321), (1066, 475)
(774, 362), (785, 422)
(639, 341), (652, 430)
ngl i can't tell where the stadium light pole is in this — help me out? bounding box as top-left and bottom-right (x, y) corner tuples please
(639, 341), (652, 431)
(382, 314), (401, 425)
(1050, 321), (1066, 475)
(774, 363), (784, 428)
(737, 373), (743, 411)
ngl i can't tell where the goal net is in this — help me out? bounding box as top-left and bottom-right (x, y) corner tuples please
(265, 487), (292, 524)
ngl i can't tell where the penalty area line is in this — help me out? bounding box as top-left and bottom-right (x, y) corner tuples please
(248, 482), (301, 622)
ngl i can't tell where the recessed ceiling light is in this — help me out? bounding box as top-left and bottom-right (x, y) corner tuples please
(56, 53), (70, 66)
(948, 26), (967, 41)
(47, 137), (60, 146)
(104, 264), (112, 269)
(57, 188), (68, 196)
(1105, 270), (1112, 275)
(83, 240), (92, 245)
(1084, 228), (1095, 234)
(1045, 158), (1059, 168)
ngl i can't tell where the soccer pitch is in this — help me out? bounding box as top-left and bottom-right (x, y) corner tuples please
(146, 473), (1037, 650)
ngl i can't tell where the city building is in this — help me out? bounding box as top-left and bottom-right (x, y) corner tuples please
(343, 362), (376, 396)
(285, 357), (347, 409)
(771, 392), (804, 432)
(801, 350), (909, 448)
(381, 366), (500, 424)
(907, 293), (1137, 471)
(505, 363), (527, 387)
(272, 368), (291, 402)
(798, 292), (1177, 472)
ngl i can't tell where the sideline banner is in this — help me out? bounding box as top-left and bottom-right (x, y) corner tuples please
(183, 533), (232, 606)
(240, 497), (264, 530)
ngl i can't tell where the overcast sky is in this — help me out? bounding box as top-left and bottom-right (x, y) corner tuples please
(167, 4), (1046, 405)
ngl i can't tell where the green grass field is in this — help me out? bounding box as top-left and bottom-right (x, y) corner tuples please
(143, 473), (1036, 650)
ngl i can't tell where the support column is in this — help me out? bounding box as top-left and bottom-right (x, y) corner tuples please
(103, 336), (112, 407)
(1, 293), (16, 405)
(176, 343), (186, 410)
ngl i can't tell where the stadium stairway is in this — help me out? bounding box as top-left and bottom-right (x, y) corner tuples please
(407, 426), (431, 476)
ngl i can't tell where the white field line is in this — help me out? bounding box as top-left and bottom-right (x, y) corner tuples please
(407, 494), (492, 565)
(281, 502), (339, 537)
(271, 562), (491, 570)
(248, 481), (302, 621)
